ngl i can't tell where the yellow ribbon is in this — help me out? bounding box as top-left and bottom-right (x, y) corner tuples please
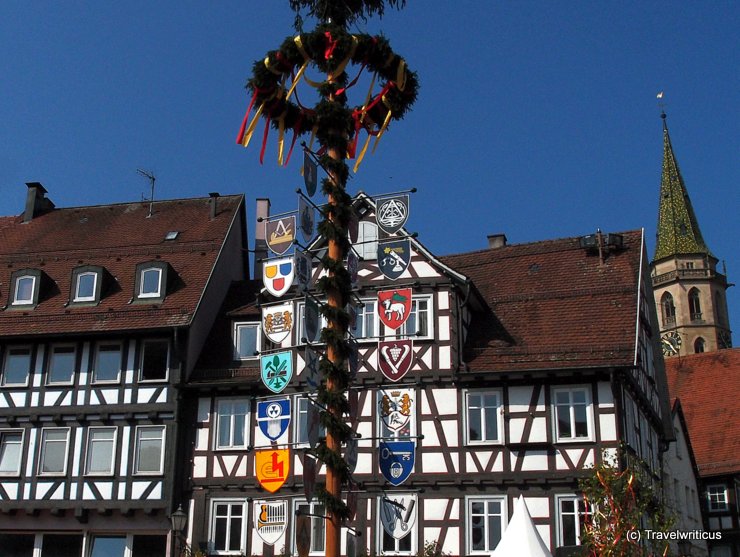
(264, 55), (282, 76)
(396, 59), (407, 91)
(372, 96), (393, 153)
(352, 72), (378, 173)
(241, 102), (265, 148)
(277, 114), (286, 165)
(329, 36), (358, 80)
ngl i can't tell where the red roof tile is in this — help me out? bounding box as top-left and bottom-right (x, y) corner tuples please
(0, 195), (244, 336)
(665, 348), (740, 477)
(441, 231), (643, 371)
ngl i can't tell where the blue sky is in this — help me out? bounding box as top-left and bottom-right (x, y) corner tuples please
(0, 1), (738, 336)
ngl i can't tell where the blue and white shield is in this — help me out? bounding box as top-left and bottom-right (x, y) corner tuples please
(260, 351), (293, 394)
(379, 441), (415, 486)
(377, 239), (410, 281)
(257, 399), (291, 441)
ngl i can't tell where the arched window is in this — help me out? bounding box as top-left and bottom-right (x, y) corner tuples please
(688, 288), (702, 321)
(661, 293), (676, 326)
(694, 337), (705, 353)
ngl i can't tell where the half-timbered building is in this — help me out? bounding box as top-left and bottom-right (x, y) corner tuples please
(182, 193), (673, 557)
(0, 184), (247, 557)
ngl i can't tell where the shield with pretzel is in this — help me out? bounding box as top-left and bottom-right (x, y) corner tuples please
(378, 339), (413, 382)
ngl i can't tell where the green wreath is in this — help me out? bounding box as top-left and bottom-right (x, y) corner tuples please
(235, 22), (418, 170)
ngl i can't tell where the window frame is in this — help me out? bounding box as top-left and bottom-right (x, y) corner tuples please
(293, 499), (327, 556)
(13, 275), (36, 305)
(92, 342), (123, 384)
(552, 385), (593, 443)
(294, 395), (326, 447)
(209, 498), (247, 555)
(85, 426), (117, 476)
(375, 495), (418, 555)
(133, 425), (165, 475)
(355, 221), (378, 261)
(138, 339), (170, 382)
(0, 429), (24, 476)
(134, 261), (169, 302)
(555, 494), (590, 547)
(9, 269), (42, 307)
(38, 427), (71, 476)
(46, 344), (77, 386)
(72, 269), (99, 303)
(688, 287), (702, 321)
(707, 485), (729, 513)
(463, 389), (504, 445)
(466, 495), (508, 555)
(661, 292), (676, 326)
(234, 322), (261, 360)
(215, 398), (250, 450)
(1, 345), (33, 387)
(394, 296), (434, 340)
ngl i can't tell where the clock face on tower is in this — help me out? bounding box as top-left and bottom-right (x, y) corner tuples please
(661, 331), (682, 356)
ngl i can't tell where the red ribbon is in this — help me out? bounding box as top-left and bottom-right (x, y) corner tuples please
(259, 118), (270, 164)
(235, 89), (259, 144)
(324, 31), (337, 60)
(283, 114), (304, 167)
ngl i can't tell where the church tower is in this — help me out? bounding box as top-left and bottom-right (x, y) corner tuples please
(651, 113), (732, 357)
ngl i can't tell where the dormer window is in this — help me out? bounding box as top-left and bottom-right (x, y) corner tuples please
(134, 261), (169, 302)
(9, 269), (42, 308)
(69, 266), (105, 306)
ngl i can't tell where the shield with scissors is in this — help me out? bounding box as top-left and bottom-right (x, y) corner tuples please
(380, 493), (417, 539)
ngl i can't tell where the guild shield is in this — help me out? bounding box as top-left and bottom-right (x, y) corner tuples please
(348, 210), (359, 243)
(262, 302), (293, 344)
(380, 494), (418, 539)
(377, 239), (410, 281)
(307, 399), (320, 449)
(304, 346), (320, 391)
(378, 339), (414, 382)
(263, 257), (294, 298)
(377, 288), (412, 330)
(303, 454), (317, 503)
(295, 250), (312, 290)
(379, 441), (415, 486)
(346, 531), (357, 557)
(303, 151), (317, 197)
(345, 435), (358, 474)
(347, 250), (359, 287)
(376, 194), (409, 234)
(298, 197), (315, 243)
(348, 337), (359, 379)
(255, 449), (290, 493)
(254, 499), (288, 545)
(260, 352), (293, 394)
(257, 398), (291, 441)
(265, 216), (296, 256)
(346, 484), (358, 522)
(304, 297), (320, 342)
(379, 388), (414, 432)
(295, 513), (311, 557)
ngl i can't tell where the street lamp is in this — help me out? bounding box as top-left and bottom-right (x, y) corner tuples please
(170, 505), (187, 556)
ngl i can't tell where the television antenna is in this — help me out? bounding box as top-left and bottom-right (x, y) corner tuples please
(137, 168), (156, 218)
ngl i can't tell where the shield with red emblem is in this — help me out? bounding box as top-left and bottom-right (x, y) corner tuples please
(263, 257), (294, 298)
(377, 288), (412, 330)
(378, 339), (414, 382)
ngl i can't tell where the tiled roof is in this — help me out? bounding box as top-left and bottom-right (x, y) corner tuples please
(0, 195), (243, 336)
(441, 230), (643, 371)
(665, 348), (740, 477)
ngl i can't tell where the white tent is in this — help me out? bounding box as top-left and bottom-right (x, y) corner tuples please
(491, 495), (553, 557)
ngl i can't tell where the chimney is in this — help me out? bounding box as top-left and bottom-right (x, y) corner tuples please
(487, 233), (507, 249)
(254, 198), (271, 279)
(209, 192), (220, 220)
(23, 182), (55, 223)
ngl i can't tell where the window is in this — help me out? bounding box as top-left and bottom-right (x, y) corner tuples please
(355, 221), (378, 260)
(13, 275), (36, 305)
(140, 339), (169, 381)
(0, 430), (23, 475)
(694, 337), (705, 354)
(47, 345), (76, 384)
(234, 323), (260, 359)
(216, 399), (249, 450)
(93, 343), (122, 383)
(396, 297), (432, 339)
(661, 292), (676, 326)
(2, 346), (32, 386)
(467, 496), (507, 554)
(295, 501), (326, 555)
(556, 495), (590, 547)
(139, 268), (162, 298)
(354, 301), (377, 339)
(39, 428), (70, 475)
(295, 396), (325, 445)
(41, 534), (84, 557)
(465, 390), (502, 444)
(74, 271), (98, 302)
(0, 534), (34, 556)
(553, 387), (591, 442)
(707, 485), (729, 512)
(210, 500), (246, 554)
(134, 426), (165, 474)
(688, 288), (702, 321)
(377, 495), (417, 555)
(85, 427), (116, 475)
(90, 536), (126, 557)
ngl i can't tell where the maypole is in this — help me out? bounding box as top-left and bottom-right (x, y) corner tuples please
(236, 2), (417, 556)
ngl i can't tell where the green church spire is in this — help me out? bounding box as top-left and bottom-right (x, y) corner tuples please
(654, 113), (711, 261)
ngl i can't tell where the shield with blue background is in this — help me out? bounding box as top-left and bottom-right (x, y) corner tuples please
(263, 257), (294, 298)
(257, 398), (291, 441)
(379, 440), (415, 486)
(377, 239), (410, 281)
(260, 351), (293, 394)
